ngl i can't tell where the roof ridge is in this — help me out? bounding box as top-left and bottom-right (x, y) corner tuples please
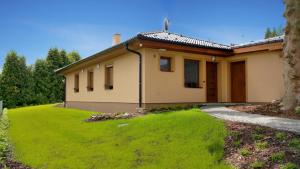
(138, 31), (164, 35)
(143, 31), (231, 48)
(233, 35), (284, 48)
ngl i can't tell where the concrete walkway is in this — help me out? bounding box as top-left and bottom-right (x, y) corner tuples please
(202, 106), (300, 134)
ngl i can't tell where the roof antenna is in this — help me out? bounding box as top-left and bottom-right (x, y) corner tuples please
(163, 17), (170, 32)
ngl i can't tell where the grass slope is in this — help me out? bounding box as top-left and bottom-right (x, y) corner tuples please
(8, 105), (231, 169)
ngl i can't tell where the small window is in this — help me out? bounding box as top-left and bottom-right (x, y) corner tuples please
(184, 59), (200, 88)
(160, 56), (172, 72)
(87, 71), (94, 91)
(74, 74), (79, 93)
(105, 65), (113, 90)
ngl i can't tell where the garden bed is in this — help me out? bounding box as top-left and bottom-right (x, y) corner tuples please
(225, 121), (300, 169)
(228, 101), (300, 120)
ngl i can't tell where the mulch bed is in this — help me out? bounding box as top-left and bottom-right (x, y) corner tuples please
(85, 112), (141, 122)
(228, 101), (300, 120)
(225, 121), (300, 169)
(0, 159), (31, 169)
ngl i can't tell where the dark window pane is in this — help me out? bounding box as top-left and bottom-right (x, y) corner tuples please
(87, 71), (94, 91)
(105, 66), (113, 90)
(184, 59), (199, 88)
(160, 57), (171, 71)
(74, 74), (79, 92)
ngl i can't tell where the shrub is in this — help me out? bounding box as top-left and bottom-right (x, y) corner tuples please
(239, 148), (250, 157)
(254, 127), (264, 134)
(295, 107), (300, 115)
(231, 131), (241, 140)
(289, 138), (300, 151)
(250, 160), (265, 169)
(233, 140), (241, 147)
(252, 133), (264, 141)
(275, 132), (287, 141)
(280, 162), (299, 169)
(0, 109), (9, 163)
(270, 151), (285, 163)
(255, 141), (268, 149)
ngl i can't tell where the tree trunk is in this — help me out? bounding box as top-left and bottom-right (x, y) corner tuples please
(281, 0), (300, 111)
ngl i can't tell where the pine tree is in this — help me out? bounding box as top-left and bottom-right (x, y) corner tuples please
(265, 28), (272, 39)
(33, 59), (51, 104)
(0, 51), (31, 108)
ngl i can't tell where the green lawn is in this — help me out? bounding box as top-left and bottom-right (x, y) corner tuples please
(7, 105), (231, 169)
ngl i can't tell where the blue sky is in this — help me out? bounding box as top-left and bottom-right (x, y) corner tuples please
(0, 0), (285, 69)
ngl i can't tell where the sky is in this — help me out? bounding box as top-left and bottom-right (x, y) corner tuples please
(0, 0), (285, 70)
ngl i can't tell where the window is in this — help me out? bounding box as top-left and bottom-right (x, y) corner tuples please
(184, 59), (200, 88)
(160, 56), (172, 72)
(74, 74), (79, 92)
(105, 65), (113, 90)
(87, 71), (94, 91)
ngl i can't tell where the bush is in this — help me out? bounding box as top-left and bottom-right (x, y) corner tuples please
(239, 148), (250, 157)
(281, 162), (299, 169)
(275, 132), (287, 141)
(295, 107), (300, 115)
(250, 160), (265, 169)
(252, 133), (264, 141)
(270, 151), (285, 163)
(0, 109), (9, 163)
(255, 141), (268, 149)
(289, 138), (300, 151)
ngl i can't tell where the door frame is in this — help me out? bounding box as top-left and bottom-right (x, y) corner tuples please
(206, 62), (218, 103)
(230, 60), (247, 102)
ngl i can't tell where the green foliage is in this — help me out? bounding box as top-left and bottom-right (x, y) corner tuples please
(265, 28), (272, 39)
(0, 49), (81, 108)
(270, 151), (285, 163)
(250, 160), (265, 169)
(276, 132), (287, 141)
(233, 140), (241, 147)
(255, 141), (268, 149)
(230, 131), (242, 147)
(67, 50), (81, 63)
(252, 133), (264, 141)
(295, 106), (300, 115)
(239, 148), (251, 157)
(45, 48), (69, 103)
(280, 163), (299, 169)
(0, 51), (33, 108)
(289, 138), (300, 151)
(264, 26), (284, 39)
(0, 109), (9, 164)
(7, 106), (231, 169)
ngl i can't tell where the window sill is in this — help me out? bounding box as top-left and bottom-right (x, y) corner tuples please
(104, 85), (113, 90)
(87, 87), (94, 92)
(160, 70), (174, 72)
(184, 86), (203, 89)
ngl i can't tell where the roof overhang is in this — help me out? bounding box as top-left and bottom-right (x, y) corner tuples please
(233, 42), (283, 54)
(56, 34), (283, 75)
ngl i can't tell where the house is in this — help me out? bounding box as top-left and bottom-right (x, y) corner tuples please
(56, 31), (284, 113)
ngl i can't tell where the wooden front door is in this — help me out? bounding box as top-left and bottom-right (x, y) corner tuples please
(206, 62), (218, 102)
(231, 61), (246, 102)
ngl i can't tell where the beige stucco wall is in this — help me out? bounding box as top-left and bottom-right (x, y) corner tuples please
(143, 49), (283, 103)
(65, 52), (139, 103)
(143, 48), (227, 103)
(65, 47), (284, 106)
(228, 50), (284, 102)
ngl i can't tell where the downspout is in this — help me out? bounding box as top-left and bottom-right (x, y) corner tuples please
(125, 43), (142, 108)
(63, 76), (66, 108)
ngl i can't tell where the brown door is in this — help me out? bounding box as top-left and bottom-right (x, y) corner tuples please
(231, 61), (246, 102)
(206, 62), (218, 102)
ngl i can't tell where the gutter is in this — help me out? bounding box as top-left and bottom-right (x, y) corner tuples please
(125, 43), (142, 108)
